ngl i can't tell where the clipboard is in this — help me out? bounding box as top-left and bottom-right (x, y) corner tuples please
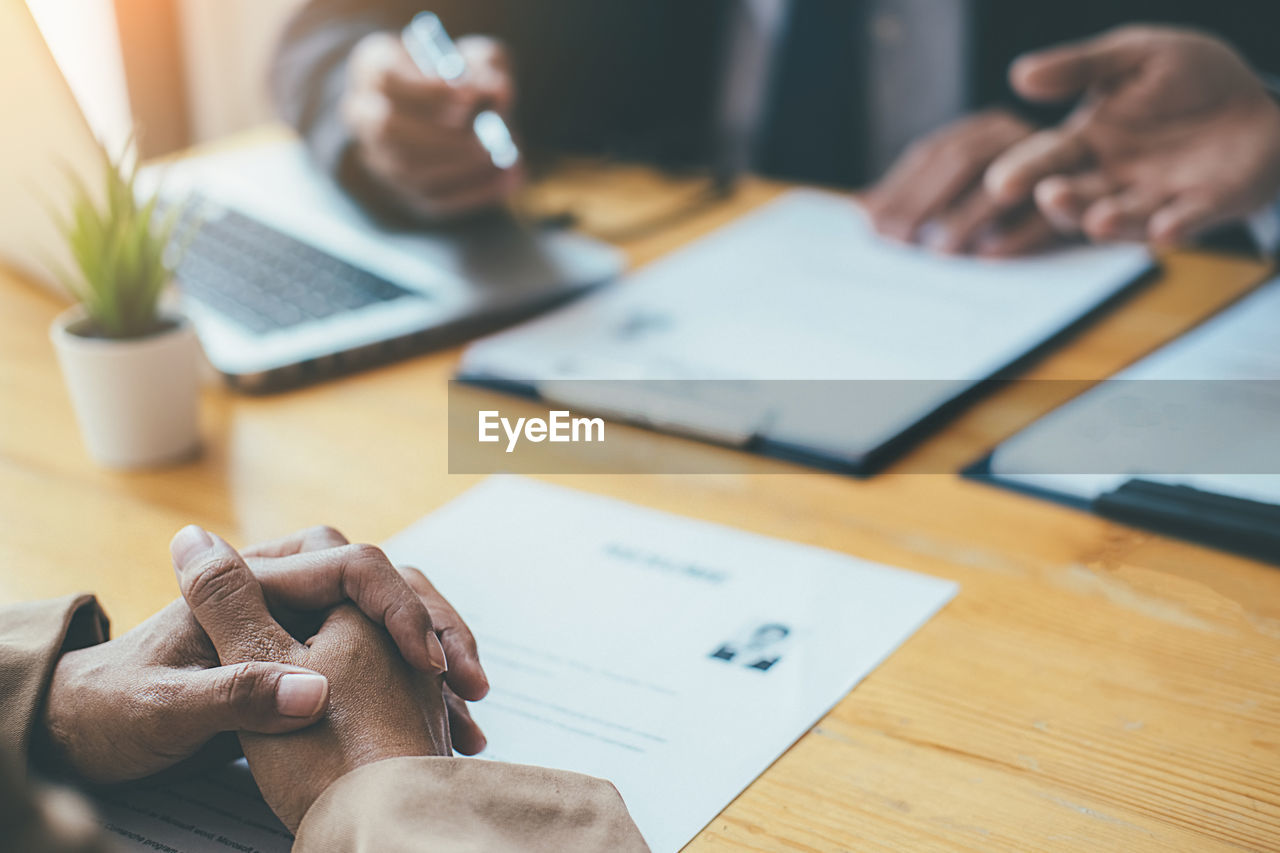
(966, 456), (1280, 566)
(457, 191), (1156, 476)
(964, 274), (1280, 565)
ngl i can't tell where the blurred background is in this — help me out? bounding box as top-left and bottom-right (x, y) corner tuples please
(26, 0), (302, 157)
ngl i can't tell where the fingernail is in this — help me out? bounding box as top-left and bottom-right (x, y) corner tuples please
(170, 525), (213, 566)
(277, 673), (329, 717)
(984, 167), (1007, 195)
(426, 632), (448, 673)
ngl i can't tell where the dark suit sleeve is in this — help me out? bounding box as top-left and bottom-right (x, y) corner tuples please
(973, 0), (1280, 121)
(271, 0), (514, 201)
(272, 0), (727, 182)
(271, 0), (416, 178)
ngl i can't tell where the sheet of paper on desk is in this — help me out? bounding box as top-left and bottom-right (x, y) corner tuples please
(379, 477), (957, 851)
(991, 275), (1280, 504)
(464, 190), (1151, 383)
(92, 477), (956, 853)
(460, 190), (1150, 457)
(94, 758), (294, 853)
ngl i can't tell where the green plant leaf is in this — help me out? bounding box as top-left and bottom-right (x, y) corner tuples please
(46, 134), (200, 339)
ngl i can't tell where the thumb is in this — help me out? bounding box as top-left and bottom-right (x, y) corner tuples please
(458, 36), (515, 113)
(1011, 29), (1151, 102)
(181, 662), (330, 736)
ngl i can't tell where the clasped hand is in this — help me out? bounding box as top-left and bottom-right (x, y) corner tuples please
(41, 524), (487, 830)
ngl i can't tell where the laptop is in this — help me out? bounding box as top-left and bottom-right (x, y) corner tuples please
(0, 1), (622, 392)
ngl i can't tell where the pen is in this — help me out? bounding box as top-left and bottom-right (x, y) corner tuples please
(402, 11), (520, 170)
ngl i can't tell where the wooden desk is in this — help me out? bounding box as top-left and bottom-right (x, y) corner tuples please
(2, 152), (1278, 852)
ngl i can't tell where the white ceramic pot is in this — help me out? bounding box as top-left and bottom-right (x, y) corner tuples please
(50, 306), (202, 468)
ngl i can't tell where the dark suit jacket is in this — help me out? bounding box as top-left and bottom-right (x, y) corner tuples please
(272, 0), (1280, 190)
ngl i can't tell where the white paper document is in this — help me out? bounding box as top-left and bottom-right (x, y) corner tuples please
(95, 758), (293, 853)
(460, 190), (1152, 461)
(94, 477), (956, 852)
(991, 276), (1280, 504)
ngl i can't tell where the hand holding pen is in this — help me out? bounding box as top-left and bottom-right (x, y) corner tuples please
(339, 17), (524, 221)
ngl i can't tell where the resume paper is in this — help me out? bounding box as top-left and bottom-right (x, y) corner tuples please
(94, 478), (957, 852)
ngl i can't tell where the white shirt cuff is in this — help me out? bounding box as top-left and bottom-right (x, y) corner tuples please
(1246, 201), (1280, 255)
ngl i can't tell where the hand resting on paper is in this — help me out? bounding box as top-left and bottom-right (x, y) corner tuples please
(243, 525), (489, 756)
(863, 109), (1063, 257)
(170, 526), (453, 832)
(38, 525), (485, 786)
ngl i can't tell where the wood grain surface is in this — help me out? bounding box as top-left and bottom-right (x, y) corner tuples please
(1, 142), (1276, 851)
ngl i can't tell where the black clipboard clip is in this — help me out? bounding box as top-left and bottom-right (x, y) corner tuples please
(1094, 479), (1280, 565)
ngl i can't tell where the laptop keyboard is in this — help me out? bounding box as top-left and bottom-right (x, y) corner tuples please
(175, 207), (417, 335)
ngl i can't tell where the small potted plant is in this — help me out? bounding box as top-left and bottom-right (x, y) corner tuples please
(48, 143), (201, 468)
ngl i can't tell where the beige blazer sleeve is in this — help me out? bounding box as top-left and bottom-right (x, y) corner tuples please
(0, 594), (108, 765)
(1, 597), (648, 851)
(293, 756), (650, 853)
(0, 595), (117, 852)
